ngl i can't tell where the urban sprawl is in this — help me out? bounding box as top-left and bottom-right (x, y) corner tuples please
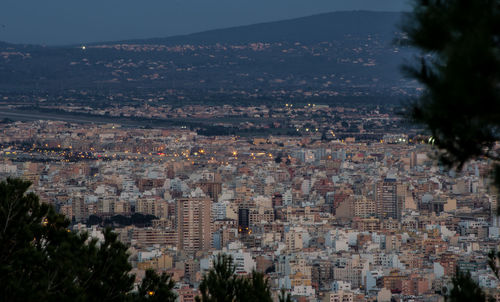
(0, 108), (499, 302)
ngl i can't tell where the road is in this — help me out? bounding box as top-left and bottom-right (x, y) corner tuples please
(0, 109), (162, 128)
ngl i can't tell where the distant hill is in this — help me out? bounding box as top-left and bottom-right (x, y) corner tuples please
(0, 11), (416, 106)
(120, 11), (404, 45)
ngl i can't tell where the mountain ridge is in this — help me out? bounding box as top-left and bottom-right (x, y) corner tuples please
(99, 11), (405, 46)
(0, 11), (406, 48)
(0, 10), (415, 105)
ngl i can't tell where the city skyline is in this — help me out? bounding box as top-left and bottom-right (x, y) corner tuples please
(2, 1), (499, 301)
(1, 117), (498, 301)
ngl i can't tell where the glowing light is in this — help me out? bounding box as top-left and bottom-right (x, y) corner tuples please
(81, 46), (86, 50)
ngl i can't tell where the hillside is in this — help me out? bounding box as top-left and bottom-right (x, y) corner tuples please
(0, 11), (415, 106)
(124, 11), (404, 45)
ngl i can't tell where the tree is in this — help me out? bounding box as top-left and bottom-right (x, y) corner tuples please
(134, 269), (177, 302)
(403, 0), (500, 197)
(196, 254), (273, 302)
(487, 249), (500, 283)
(444, 269), (488, 302)
(0, 178), (176, 302)
(278, 288), (292, 302)
(87, 214), (102, 226)
(403, 1), (500, 301)
(238, 271), (273, 302)
(197, 254), (238, 302)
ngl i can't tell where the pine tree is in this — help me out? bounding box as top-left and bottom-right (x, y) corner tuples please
(444, 270), (488, 302)
(0, 178), (176, 302)
(278, 288), (292, 302)
(403, 0), (500, 194)
(134, 269), (177, 302)
(197, 254), (239, 302)
(238, 271), (273, 302)
(403, 1), (500, 300)
(196, 254), (273, 302)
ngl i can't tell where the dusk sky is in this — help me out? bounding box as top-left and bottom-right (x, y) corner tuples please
(0, 0), (410, 45)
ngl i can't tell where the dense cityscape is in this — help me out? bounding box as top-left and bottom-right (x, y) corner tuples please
(0, 113), (498, 301)
(1, 3), (500, 302)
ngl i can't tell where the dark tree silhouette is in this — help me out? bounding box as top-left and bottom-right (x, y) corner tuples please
(0, 178), (176, 302)
(87, 214), (102, 226)
(403, 0), (500, 194)
(238, 271), (273, 302)
(444, 270), (489, 302)
(196, 254), (273, 302)
(403, 1), (500, 301)
(278, 288), (292, 302)
(197, 254), (238, 302)
(488, 250), (500, 282)
(134, 269), (177, 302)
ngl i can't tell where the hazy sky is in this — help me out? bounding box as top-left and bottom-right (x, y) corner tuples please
(0, 0), (410, 45)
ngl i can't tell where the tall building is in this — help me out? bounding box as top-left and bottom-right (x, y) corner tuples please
(354, 196), (376, 218)
(409, 151), (418, 169)
(376, 178), (402, 220)
(238, 208), (250, 234)
(176, 197), (212, 253)
(137, 197), (168, 218)
(199, 181), (222, 202)
(272, 193), (283, 208)
(72, 196), (87, 222)
(199, 172), (222, 202)
(98, 196), (117, 215)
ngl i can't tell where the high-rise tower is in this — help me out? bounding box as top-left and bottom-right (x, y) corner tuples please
(176, 197), (212, 253)
(376, 178), (401, 220)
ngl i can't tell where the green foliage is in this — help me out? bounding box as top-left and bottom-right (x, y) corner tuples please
(196, 254), (273, 302)
(238, 271), (273, 302)
(403, 0), (500, 178)
(445, 269), (488, 302)
(403, 2), (500, 301)
(488, 250), (500, 280)
(134, 269), (177, 302)
(0, 178), (176, 302)
(197, 254), (238, 302)
(278, 288), (292, 302)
